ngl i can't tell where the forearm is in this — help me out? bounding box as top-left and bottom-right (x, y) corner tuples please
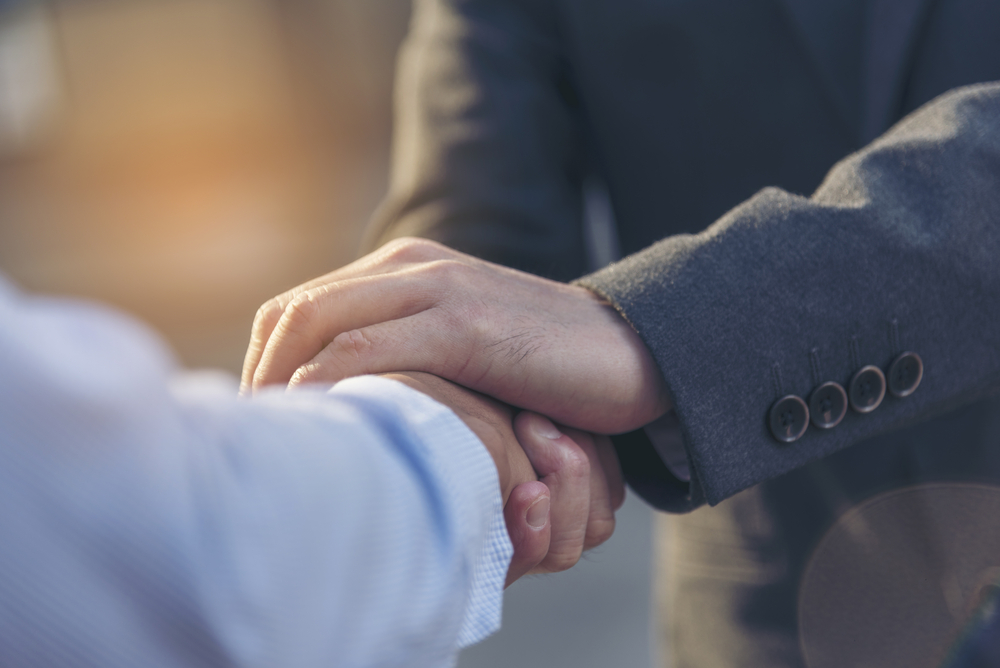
(0, 322), (510, 668)
(178, 377), (512, 659)
(580, 82), (1000, 507)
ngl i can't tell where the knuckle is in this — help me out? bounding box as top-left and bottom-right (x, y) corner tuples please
(283, 291), (320, 330)
(610, 483), (627, 510)
(253, 298), (284, 333)
(330, 328), (376, 365)
(557, 445), (591, 480)
(585, 516), (616, 549)
(544, 547), (583, 573)
(288, 364), (316, 387)
(422, 258), (470, 286)
(382, 236), (446, 263)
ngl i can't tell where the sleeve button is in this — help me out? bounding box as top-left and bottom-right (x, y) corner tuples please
(809, 381), (848, 429)
(769, 395), (809, 443)
(849, 365), (886, 413)
(887, 351), (923, 398)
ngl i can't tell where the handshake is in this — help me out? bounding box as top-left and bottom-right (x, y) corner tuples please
(240, 237), (672, 586)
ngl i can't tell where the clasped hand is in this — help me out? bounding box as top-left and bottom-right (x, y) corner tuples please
(241, 238), (672, 584)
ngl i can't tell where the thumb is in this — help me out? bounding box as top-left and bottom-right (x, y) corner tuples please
(504, 481), (551, 587)
(514, 412), (591, 573)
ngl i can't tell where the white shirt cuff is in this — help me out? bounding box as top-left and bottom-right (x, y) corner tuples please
(329, 376), (514, 647)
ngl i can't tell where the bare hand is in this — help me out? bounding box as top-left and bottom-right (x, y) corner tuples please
(378, 372), (625, 587)
(242, 238), (669, 434)
(379, 371), (534, 504)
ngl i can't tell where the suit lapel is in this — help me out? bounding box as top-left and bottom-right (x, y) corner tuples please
(780, 0), (867, 138)
(862, 0), (936, 142)
(781, 0), (939, 144)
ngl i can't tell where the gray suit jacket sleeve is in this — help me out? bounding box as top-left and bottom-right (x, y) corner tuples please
(579, 82), (1000, 509)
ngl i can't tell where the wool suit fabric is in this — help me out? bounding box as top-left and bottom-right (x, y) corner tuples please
(368, 0), (1000, 664)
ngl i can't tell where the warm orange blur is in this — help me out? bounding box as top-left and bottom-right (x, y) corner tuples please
(0, 0), (409, 372)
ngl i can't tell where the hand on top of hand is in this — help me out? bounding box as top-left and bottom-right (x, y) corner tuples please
(242, 238), (661, 584)
(241, 237), (670, 435)
(374, 372), (625, 587)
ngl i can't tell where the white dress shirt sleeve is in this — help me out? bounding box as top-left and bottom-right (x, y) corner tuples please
(0, 278), (513, 668)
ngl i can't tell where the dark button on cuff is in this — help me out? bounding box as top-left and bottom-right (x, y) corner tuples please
(887, 351), (923, 398)
(769, 395), (809, 443)
(849, 365), (886, 413)
(809, 381), (847, 429)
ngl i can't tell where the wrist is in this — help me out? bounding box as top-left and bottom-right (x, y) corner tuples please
(378, 372), (519, 501)
(579, 286), (672, 430)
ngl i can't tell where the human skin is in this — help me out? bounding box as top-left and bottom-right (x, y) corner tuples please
(359, 371), (625, 582)
(242, 237), (670, 435)
(242, 239), (655, 576)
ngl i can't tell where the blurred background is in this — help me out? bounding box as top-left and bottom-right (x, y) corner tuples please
(0, 0), (407, 371)
(0, 0), (656, 665)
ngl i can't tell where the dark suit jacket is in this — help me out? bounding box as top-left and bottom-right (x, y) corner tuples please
(369, 0), (1000, 664)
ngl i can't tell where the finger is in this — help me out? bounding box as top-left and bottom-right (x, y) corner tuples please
(293, 238), (461, 297)
(287, 311), (474, 389)
(514, 412), (590, 573)
(320, 236), (457, 281)
(240, 238), (456, 394)
(241, 298), (286, 395)
(561, 428), (618, 550)
(241, 281), (354, 395)
(593, 433), (626, 511)
(252, 273), (440, 391)
(503, 481), (551, 588)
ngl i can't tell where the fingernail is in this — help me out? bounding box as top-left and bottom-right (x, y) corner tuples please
(526, 497), (550, 529)
(532, 415), (563, 440)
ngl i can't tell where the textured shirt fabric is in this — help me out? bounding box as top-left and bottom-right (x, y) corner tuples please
(0, 275), (513, 668)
